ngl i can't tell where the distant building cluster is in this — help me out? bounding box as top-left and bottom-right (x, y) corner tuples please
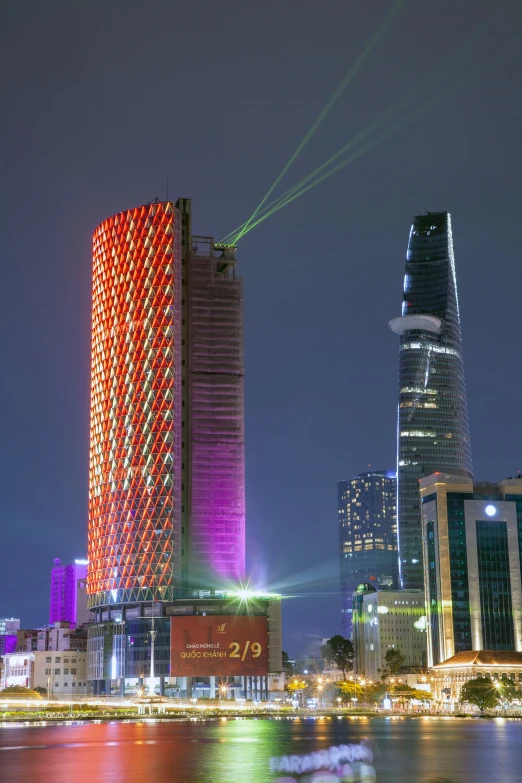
(338, 211), (522, 706)
(0, 564), (90, 695)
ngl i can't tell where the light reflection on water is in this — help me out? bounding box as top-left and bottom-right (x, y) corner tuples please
(0, 717), (520, 783)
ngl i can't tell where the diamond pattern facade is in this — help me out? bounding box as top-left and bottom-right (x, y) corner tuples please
(88, 202), (182, 608)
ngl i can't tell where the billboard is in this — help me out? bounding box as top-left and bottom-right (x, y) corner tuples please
(170, 615), (268, 676)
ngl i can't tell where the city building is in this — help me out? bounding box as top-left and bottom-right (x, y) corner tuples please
(37, 622), (87, 652)
(0, 618), (20, 635)
(0, 653), (34, 690)
(50, 558), (89, 627)
(0, 635), (17, 656)
(389, 212), (473, 589)
(430, 650), (522, 706)
(33, 651), (88, 697)
(0, 651), (88, 696)
(16, 629), (38, 652)
(338, 470), (398, 637)
(420, 472), (522, 666)
(352, 585), (427, 680)
(86, 198), (280, 695)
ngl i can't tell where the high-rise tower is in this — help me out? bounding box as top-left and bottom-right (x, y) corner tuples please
(88, 199), (245, 610)
(338, 470), (398, 638)
(86, 199), (282, 699)
(389, 212), (472, 589)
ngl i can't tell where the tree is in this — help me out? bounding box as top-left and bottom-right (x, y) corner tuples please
(337, 680), (363, 703)
(460, 677), (500, 712)
(381, 649), (406, 679)
(0, 685), (42, 699)
(282, 651), (294, 678)
(408, 689), (433, 702)
(320, 635), (355, 678)
(364, 682), (387, 703)
(286, 678), (307, 695)
(497, 678), (519, 705)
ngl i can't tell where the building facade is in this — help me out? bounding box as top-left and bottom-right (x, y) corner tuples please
(85, 199), (279, 695)
(0, 653), (34, 690)
(37, 622), (88, 653)
(0, 618), (20, 635)
(352, 585), (427, 680)
(88, 198), (245, 609)
(0, 651), (88, 696)
(33, 651), (88, 696)
(389, 212), (472, 590)
(16, 630), (39, 652)
(431, 650), (522, 706)
(50, 559), (89, 627)
(421, 473), (522, 666)
(338, 470), (398, 637)
(0, 636), (17, 656)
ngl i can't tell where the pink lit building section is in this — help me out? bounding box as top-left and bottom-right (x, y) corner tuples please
(187, 236), (245, 587)
(50, 559), (88, 627)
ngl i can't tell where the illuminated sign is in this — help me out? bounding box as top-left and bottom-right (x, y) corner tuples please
(269, 743), (375, 782)
(170, 615), (268, 676)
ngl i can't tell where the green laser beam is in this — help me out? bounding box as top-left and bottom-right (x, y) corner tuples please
(220, 0), (406, 245)
(225, 30), (494, 244)
(223, 18), (494, 245)
(223, 33), (468, 244)
(232, 50), (498, 241)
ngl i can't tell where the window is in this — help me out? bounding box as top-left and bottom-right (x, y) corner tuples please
(64, 669), (69, 675)
(55, 669), (61, 675)
(55, 657), (61, 663)
(71, 668), (77, 675)
(46, 657), (51, 664)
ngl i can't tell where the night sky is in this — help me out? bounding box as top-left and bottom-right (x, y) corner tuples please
(1, 1), (521, 657)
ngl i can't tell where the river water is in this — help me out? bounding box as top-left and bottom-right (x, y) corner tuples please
(0, 716), (519, 783)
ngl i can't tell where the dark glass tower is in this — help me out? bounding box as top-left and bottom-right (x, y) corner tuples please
(389, 212), (472, 589)
(338, 470), (398, 638)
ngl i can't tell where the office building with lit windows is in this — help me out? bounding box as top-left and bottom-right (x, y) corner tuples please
(389, 212), (473, 590)
(420, 472), (522, 667)
(352, 584), (426, 679)
(0, 619), (20, 636)
(86, 198), (280, 698)
(338, 471), (398, 637)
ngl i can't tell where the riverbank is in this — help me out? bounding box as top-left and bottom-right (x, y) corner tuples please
(1, 705), (519, 724)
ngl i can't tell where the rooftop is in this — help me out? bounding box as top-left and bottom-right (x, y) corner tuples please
(433, 651), (522, 669)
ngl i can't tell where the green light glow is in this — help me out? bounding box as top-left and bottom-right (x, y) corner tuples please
(225, 581), (281, 601)
(220, 0), (406, 245)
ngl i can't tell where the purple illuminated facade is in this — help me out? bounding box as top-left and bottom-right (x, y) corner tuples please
(50, 559), (88, 627)
(88, 197), (245, 612)
(0, 635), (17, 655)
(186, 233), (245, 589)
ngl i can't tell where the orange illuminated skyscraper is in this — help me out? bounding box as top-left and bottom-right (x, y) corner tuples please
(87, 198), (245, 612)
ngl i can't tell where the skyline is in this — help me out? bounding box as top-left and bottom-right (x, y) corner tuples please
(1, 1), (522, 655)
